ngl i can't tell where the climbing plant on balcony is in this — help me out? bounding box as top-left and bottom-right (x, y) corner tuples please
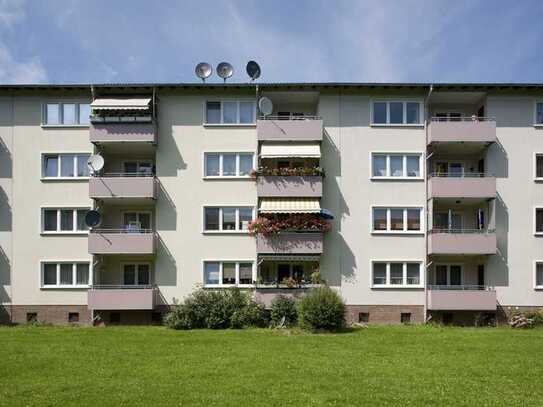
(248, 213), (331, 236)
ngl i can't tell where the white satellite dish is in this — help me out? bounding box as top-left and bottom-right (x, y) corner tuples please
(195, 62), (212, 82)
(87, 154), (104, 173)
(258, 97), (273, 116)
(216, 62), (234, 82)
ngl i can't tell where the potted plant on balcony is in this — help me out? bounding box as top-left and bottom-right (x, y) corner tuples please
(248, 214), (331, 236)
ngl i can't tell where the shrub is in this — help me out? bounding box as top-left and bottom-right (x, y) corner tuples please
(270, 295), (298, 327)
(298, 286), (346, 331)
(165, 287), (266, 330)
(523, 310), (543, 325)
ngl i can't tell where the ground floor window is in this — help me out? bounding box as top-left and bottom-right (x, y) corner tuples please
(536, 262), (543, 289)
(203, 261), (254, 287)
(122, 264), (151, 286)
(435, 265), (462, 286)
(41, 262), (90, 288)
(371, 261), (422, 288)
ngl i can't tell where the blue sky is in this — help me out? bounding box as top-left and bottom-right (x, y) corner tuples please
(1, 0), (542, 84)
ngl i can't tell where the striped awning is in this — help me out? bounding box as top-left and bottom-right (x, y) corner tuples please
(259, 198), (321, 213)
(258, 255), (320, 262)
(91, 98), (152, 111)
(260, 142), (320, 158)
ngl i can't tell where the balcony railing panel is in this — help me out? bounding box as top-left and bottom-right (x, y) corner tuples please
(88, 230), (156, 255)
(427, 286), (497, 311)
(88, 285), (156, 310)
(90, 122), (157, 144)
(428, 174), (496, 199)
(428, 229), (497, 255)
(254, 287), (315, 308)
(257, 117), (323, 141)
(256, 232), (323, 254)
(257, 176), (323, 197)
(89, 175), (156, 199)
(427, 117), (496, 144)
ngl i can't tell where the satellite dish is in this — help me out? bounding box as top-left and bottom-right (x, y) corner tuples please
(216, 62), (234, 82)
(84, 210), (102, 228)
(195, 62), (212, 82)
(258, 97), (273, 116)
(87, 154), (104, 173)
(246, 61), (261, 81)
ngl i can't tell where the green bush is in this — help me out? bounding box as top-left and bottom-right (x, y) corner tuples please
(165, 287), (266, 330)
(524, 310), (543, 325)
(298, 286), (346, 331)
(270, 295), (298, 327)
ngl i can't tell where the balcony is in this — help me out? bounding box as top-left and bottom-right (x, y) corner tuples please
(256, 232), (323, 254)
(427, 118), (496, 145)
(257, 176), (322, 197)
(254, 287), (317, 308)
(427, 286), (497, 311)
(428, 229), (496, 255)
(88, 285), (157, 310)
(90, 121), (157, 144)
(257, 117), (323, 141)
(88, 230), (156, 255)
(89, 175), (156, 200)
(428, 174), (496, 199)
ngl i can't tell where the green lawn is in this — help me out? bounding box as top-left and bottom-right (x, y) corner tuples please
(0, 325), (542, 406)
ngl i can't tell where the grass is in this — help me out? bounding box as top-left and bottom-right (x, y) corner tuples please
(0, 325), (542, 406)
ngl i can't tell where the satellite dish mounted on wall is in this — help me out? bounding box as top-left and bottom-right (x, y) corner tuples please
(195, 62), (212, 82)
(258, 97), (273, 116)
(216, 62), (234, 82)
(85, 210), (102, 228)
(246, 61), (261, 81)
(87, 154), (104, 174)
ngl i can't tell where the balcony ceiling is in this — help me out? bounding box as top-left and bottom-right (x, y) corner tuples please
(428, 91), (486, 104)
(260, 91), (319, 106)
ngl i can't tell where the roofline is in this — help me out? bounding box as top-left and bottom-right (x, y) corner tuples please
(1, 82), (543, 90)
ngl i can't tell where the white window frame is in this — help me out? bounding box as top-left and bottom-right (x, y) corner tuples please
(40, 261), (92, 289)
(121, 211), (153, 231)
(370, 260), (424, 289)
(371, 206), (424, 234)
(202, 260), (256, 288)
(120, 262), (152, 286)
(203, 100), (257, 126)
(203, 152), (255, 178)
(534, 261), (543, 289)
(41, 153), (92, 180)
(433, 264), (464, 286)
(534, 153), (543, 181)
(203, 206), (254, 233)
(370, 152), (423, 180)
(534, 100), (543, 126)
(535, 207), (543, 236)
(370, 99), (424, 126)
(41, 207), (90, 235)
(42, 102), (91, 127)
(121, 160), (154, 175)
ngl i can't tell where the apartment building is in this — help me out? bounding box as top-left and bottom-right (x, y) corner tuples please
(1, 82), (543, 325)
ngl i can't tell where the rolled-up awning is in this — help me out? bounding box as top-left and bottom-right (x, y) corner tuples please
(259, 198), (321, 213)
(258, 255), (320, 262)
(91, 98), (152, 111)
(260, 142), (320, 158)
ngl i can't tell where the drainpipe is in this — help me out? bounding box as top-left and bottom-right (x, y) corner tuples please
(423, 84), (434, 323)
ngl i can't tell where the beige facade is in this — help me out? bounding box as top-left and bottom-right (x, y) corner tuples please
(1, 83), (543, 325)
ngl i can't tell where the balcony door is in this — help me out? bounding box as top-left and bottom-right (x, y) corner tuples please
(435, 162), (464, 177)
(122, 212), (152, 231)
(123, 161), (153, 176)
(435, 112), (462, 121)
(435, 265), (462, 286)
(122, 263), (151, 286)
(435, 212), (463, 231)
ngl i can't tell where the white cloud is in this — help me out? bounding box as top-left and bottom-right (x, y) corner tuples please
(0, 0), (47, 83)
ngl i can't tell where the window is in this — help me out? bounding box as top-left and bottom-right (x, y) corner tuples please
(27, 313), (37, 323)
(43, 102), (90, 125)
(123, 161), (153, 175)
(204, 207), (254, 232)
(42, 154), (90, 179)
(536, 155), (543, 179)
(68, 313), (80, 323)
(123, 264), (151, 286)
(372, 262), (422, 288)
(536, 208), (543, 234)
(435, 265), (462, 286)
(358, 312), (369, 323)
(371, 153), (422, 179)
(205, 101), (256, 124)
(41, 262), (90, 288)
(203, 261), (254, 286)
(204, 153), (254, 177)
(536, 263), (543, 288)
(536, 102), (543, 125)
(371, 101), (422, 125)
(42, 208), (89, 233)
(123, 212), (152, 231)
(401, 313), (411, 324)
(372, 207), (423, 233)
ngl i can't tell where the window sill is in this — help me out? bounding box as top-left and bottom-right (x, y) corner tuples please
(370, 123), (424, 128)
(535, 286), (543, 290)
(203, 123), (256, 128)
(41, 285), (89, 290)
(41, 232), (89, 236)
(204, 284), (255, 289)
(41, 124), (90, 129)
(371, 285), (424, 289)
(535, 233), (543, 237)
(371, 177), (424, 182)
(372, 231), (424, 235)
(41, 177), (90, 182)
(202, 231), (250, 235)
(203, 176), (253, 180)
(533, 124), (543, 128)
